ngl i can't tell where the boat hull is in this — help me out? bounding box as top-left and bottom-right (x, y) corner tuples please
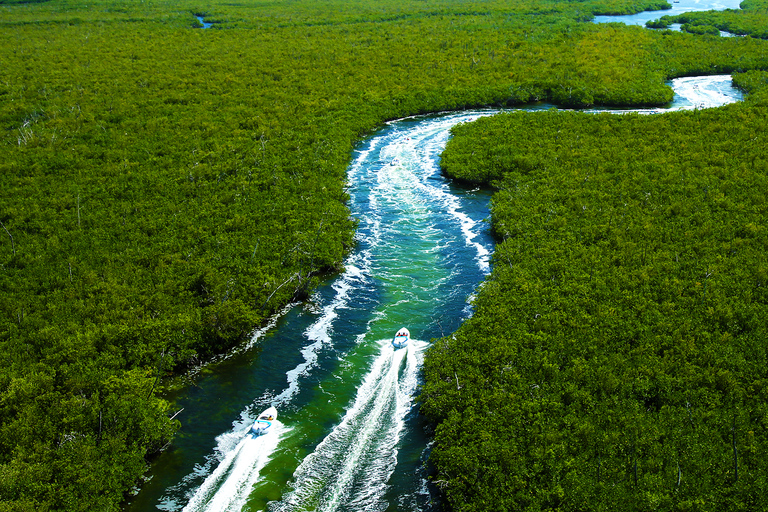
(392, 327), (410, 349)
(251, 406), (278, 436)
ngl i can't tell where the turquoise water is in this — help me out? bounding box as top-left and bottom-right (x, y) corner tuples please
(125, 76), (742, 512)
(195, 16), (213, 28)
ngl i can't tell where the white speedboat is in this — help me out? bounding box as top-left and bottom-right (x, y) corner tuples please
(392, 328), (410, 349)
(251, 406), (278, 436)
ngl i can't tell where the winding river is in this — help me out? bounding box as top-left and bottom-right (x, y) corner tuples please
(128, 13), (751, 512)
(123, 75), (743, 512)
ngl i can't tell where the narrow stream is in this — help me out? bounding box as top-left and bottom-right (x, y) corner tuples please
(125, 75), (743, 512)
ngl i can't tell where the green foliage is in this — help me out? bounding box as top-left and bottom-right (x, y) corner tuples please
(681, 23), (721, 35)
(732, 69), (768, 102)
(425, 100), (768, 509)
(1, 0), (768, 508)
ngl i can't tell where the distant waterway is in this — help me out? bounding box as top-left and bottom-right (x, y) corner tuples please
(124, 75), (743, 512)
(196, 16), (212, 29)
(593, 0), (742, 27)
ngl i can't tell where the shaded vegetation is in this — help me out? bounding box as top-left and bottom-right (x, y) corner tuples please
(1, 0), (768, 509)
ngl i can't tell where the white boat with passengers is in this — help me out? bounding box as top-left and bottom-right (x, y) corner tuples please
(251, 406), (278, 436)
(392, 327), (410, 349)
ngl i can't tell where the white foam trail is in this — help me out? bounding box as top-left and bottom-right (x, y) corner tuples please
(669, 74), (742, 109)
(582, 75), (741, 115)
(268, 136), (392, 407)
(370, 112), (496, 278)
(448, 200), (491, 273)
(273, 254), (374, 407)
(158, 410), (272, 511)
(182, 423), (288, 512)
(271, 341), (425, 512)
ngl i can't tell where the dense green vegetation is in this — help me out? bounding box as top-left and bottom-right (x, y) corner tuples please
(1, 0), (768, 509)
(423, 77), (768, 509)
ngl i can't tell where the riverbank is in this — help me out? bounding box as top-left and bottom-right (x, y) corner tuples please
(423, 75), (768, 510)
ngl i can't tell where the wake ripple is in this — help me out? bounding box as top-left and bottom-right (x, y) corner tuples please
(271, 341), (425, 512)
(181, 423), (287, 512)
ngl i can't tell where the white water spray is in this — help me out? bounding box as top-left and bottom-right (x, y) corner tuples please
(272, 341), (426, 512)
(181, 423), (287, 512)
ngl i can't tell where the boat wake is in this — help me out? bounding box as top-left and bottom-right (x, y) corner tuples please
(270, 340), (426, 512)
(587, 75), (743, 115)
(670, 75), (743, 110)
(180, 422), (287, 512)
